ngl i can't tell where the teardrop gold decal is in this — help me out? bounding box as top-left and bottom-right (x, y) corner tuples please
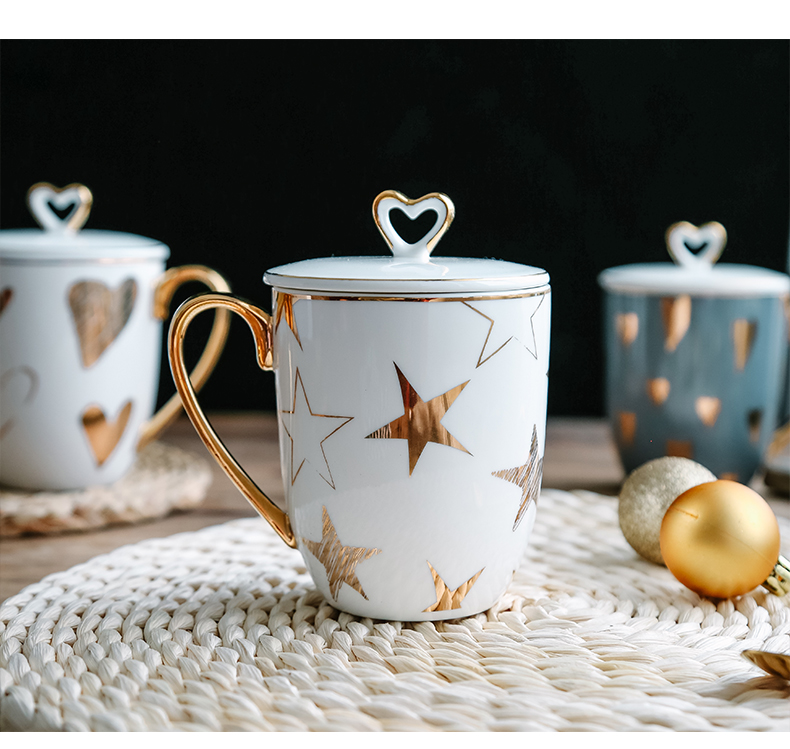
(615, 313), (639, 348)
(732, 319), (757, 371)
(618, 412), (637, 446)
(661, 295), (691, 352)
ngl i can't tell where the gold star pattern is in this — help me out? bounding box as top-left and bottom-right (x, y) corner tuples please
(463, 294), (546, 368)
(280, 369), (353, 489)
(422, 561), (484, 613)
(274, 291), (302, 348)
(302, 506), (380, 601)
(365, 363), (471, 475)
(491, 424), (543, 531)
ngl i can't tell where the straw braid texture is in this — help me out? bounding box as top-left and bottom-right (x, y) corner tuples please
(0, 443), (211, 537)
(0, 488), (788, 732)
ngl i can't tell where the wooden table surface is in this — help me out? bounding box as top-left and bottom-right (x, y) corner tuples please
(1, 414), (787, 603)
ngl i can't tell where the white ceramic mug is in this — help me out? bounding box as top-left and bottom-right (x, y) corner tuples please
(0, 182), (231, 490)
(169, 190), (551, 621)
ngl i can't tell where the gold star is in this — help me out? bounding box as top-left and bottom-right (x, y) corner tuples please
(280, 369), (353, 489)
(274, 291), (302, 348)
(365, 363), (471, 475)
(422, 561), (484, 612)
(491, 424), (543, 531)
(463, 294), (546, 368)
(303, 506), (380, 601)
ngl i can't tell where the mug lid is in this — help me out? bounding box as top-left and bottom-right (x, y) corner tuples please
(264, 190), (550, 295)
(598, 221), (790, 297)
(0, 183), (169, 262)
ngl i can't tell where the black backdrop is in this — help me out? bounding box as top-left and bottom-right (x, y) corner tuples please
(2, 40), (788, 416)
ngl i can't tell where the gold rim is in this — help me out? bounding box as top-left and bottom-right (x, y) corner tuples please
(270, 288), (551, 304)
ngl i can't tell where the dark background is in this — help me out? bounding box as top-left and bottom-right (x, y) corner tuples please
(2, 40), (788, 416)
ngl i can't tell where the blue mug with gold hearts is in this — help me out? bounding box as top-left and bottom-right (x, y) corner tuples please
(599, 221), (790, 482)
(0, 182), (231, 490)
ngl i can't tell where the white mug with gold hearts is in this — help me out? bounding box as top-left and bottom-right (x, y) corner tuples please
(0, 183), (231, 490)
(169, 189), (551, 621)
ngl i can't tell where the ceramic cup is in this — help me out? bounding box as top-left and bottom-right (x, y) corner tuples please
(169, 189), (551, 621)
(599, 221), (790, 482)
(0, 182), (231, 490)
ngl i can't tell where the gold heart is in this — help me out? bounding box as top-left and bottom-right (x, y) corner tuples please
(646, 377), (671, 406)
(68, 279), (137, 367)
(26, 182), (93, 232)
(665, 221), (727, 267)
(615, 312), (639, 347)
(0, 288), (12, 315)
(695, 396), (722, 427)
(372, 189), (455, 258)
(81, 401), (133, 466)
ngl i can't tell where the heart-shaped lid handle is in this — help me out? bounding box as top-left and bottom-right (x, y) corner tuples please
(665, 221), (727, 270)
(372, 189), (455, 263)
(26, 182), (94, 233)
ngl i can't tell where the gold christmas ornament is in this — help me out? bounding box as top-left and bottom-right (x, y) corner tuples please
(660, 480), (788, 599)
(619, 456), (716, 564)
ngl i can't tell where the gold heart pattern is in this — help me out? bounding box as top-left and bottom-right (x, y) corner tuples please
(81, 401), (133, 466)
(69, 279), (137, 367)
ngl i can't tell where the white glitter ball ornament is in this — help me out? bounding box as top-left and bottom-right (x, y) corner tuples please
(618, 456), (716, 564)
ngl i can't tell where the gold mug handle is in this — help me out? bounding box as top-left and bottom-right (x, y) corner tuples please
(137, 266), (232, 451)
(168, 292), (296, 548)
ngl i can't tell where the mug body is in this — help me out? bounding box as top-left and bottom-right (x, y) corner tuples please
(270, 286), (551, 620)
(0, 257), (166, 489)
(604, 290), (789, 481)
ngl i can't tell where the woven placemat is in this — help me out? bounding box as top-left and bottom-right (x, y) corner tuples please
(0, 443), (212, 537)
(0, 488), (788, 731)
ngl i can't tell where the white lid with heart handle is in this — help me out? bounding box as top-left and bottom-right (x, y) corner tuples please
(598, 221), (790, 297)
(0, 183), (169, 262)
(264, 190), (550, 295)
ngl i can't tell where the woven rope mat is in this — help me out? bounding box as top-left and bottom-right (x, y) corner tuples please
(0, 443), (212, 537)
(1, 488), (788, 732)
